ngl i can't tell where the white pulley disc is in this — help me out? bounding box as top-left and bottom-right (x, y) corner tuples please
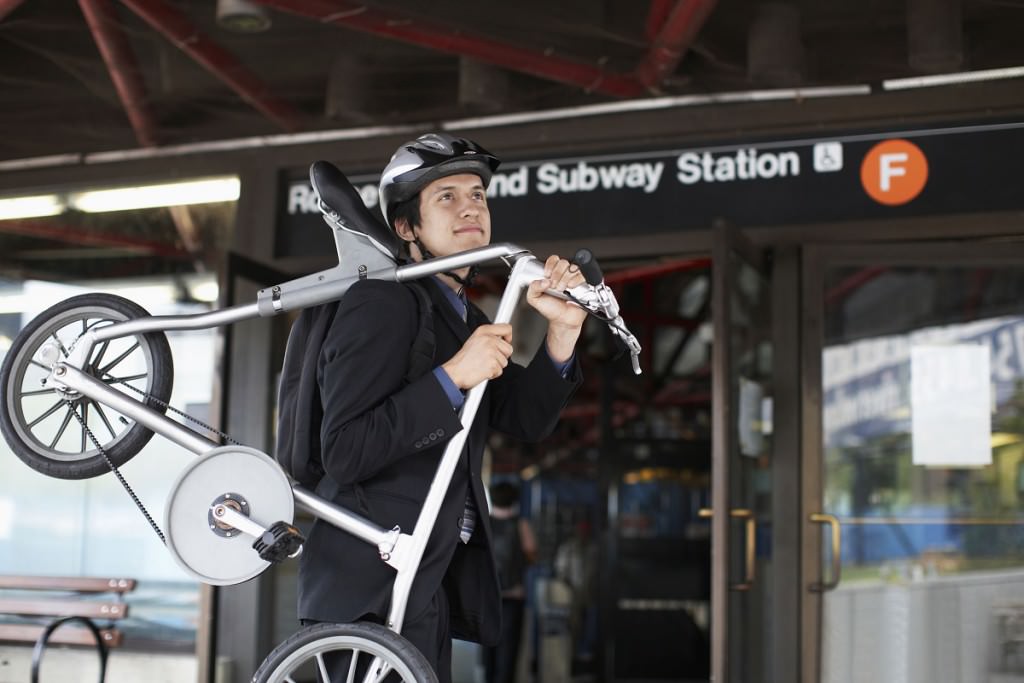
(164, 445), (294, 585)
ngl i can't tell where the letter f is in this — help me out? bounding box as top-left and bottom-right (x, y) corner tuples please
(879, 153), (908, 191)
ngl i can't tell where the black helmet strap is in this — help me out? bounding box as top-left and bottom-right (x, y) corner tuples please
(411, 233), (479, 290)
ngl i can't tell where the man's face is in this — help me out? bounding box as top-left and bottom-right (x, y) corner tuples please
(397, 173), (491, 259)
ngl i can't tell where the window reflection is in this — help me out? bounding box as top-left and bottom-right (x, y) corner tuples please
(823, 270), (1024, 577)
(0, 276), (216, 650)
(820, 264), (1024, 682)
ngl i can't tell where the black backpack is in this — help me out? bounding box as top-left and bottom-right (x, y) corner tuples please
(490, 515), (527, 591)
(275, 280), (436, 489)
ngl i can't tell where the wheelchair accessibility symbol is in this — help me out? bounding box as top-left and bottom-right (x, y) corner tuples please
(813, 142), (844, 172)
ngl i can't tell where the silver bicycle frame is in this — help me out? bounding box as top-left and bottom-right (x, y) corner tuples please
(49, 242), (549, 635)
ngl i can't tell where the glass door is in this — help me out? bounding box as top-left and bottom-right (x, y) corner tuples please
(802, 243), (1024, 683)
(710, 225), (777, 682)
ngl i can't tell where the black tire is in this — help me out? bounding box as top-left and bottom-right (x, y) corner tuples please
(0, 293), (173, 480)
(253, 622), (438, 683)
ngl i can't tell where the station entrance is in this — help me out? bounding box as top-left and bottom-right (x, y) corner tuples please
(509, 226), (774, 683)
(524, 230), (1024, 683)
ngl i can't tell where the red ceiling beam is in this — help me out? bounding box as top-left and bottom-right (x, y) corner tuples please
(79, 0), (159, 148)
(644, 0), (675, 41)
(824, 266), (886, 306)
(0, 219), (192, 259)
(119, 0), (304, 132)
(604, 257), (711, 285)
(634, 0), (718, 92)
(254, 0), (646, 99)
(0, 0), (27, 22)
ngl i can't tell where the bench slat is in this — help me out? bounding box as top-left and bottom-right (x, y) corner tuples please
(0, 576), (135, 593)
(0, 599), (128, 619)
(0, 623), (122, 647)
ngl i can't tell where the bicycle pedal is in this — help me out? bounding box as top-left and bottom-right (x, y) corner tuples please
(252, 521), (306, 563)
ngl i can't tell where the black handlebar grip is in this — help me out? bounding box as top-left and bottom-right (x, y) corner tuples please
(573, 248), (604, 286)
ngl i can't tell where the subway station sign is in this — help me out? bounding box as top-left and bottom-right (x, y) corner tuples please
(276, 120), (1024, 258)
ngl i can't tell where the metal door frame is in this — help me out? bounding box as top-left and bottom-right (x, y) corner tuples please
(710, 226), (803, 682)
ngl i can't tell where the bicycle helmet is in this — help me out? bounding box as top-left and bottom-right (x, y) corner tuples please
(379, 133), (500, 228)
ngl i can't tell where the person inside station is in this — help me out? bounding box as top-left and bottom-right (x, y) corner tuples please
(483, 480), (538, 683)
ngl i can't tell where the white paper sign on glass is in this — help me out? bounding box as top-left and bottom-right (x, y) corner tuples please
(738, 377), (764, 457)
(910, 344), (992, 467)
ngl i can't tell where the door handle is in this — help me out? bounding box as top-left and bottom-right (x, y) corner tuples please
(699, 508), (756, 591)
(809, 513), (842, 592)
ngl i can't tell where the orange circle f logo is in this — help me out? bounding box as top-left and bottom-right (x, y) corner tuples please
(860, 139), (929, 206)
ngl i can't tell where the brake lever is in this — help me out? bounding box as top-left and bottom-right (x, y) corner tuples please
(564, 282), (642, 375)
(611, 318), (643, 375)
(514, 250), (642, 375)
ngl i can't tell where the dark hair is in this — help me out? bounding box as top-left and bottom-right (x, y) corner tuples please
(390, 195), (421, 259)
(489, 481), (521, 508)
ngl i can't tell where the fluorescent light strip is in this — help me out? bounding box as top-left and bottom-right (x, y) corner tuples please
(0, 194), (65, 220)
(883, 65), (1024, 91)
(83, 124), (421, 165)
(0, 154), (82, 172)
(69, 177), (240, 213)
(443, 84), (872, 130)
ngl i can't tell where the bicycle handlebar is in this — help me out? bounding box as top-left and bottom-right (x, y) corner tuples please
(573, 248), (603, 286)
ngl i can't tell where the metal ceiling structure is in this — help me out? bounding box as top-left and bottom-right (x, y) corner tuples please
(0, 0), (1022, 281)
(1, 0), (1022, 162)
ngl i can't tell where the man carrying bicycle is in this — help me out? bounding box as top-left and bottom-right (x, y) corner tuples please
(296, 133), (586, 682)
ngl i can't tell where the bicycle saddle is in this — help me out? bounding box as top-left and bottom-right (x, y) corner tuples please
(309, 160), (404, 262)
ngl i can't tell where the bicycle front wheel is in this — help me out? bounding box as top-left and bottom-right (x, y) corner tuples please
(253, 622), (438, 683)
(0, 293), (173, 479)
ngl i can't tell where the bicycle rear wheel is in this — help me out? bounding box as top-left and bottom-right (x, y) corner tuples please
(253, 622), (437, 683)
(0, 293), (173, 479)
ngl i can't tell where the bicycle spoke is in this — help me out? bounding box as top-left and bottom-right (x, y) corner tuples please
(97, 341), (139, 376)
(317, 652), (331, 682)
(346, 649), (361, 683)
(29, 359), (51, 372)
(284, 676), (297, 683)
(19, 387), (56, 397)
(94, 403), (117, 440)
(80, 403), (88, 453)
(50, 332), (69, 357)
(103, 372), (147, 385)
(363, 658), (391, 683)
(91, 339), (111, 369)
(49, 406), (75, 449)
(27, 400), (65, 429)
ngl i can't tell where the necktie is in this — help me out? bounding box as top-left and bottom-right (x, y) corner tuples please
(459, 499), (476, 543)
(447, 285), (476, 544)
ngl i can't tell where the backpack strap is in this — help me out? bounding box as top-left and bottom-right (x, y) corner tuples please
(404, 280), (436, 383)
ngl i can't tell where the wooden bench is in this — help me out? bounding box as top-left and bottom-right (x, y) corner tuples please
(0, 575), (136, 681)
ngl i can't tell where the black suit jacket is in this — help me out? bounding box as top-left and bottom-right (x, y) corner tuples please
(297, 277), (581, 645)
